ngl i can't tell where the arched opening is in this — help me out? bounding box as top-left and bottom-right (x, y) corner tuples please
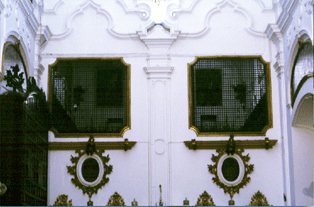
(1, 42), (28, 94)
(291, 93), (314, 206)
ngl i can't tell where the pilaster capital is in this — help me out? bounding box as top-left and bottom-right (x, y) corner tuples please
(36, 25), (52, 46)
(144, 66), (174, 79)
(265, 24), (283, 46)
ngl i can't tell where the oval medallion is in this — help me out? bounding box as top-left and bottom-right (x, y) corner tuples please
(82, 158), (100, 183)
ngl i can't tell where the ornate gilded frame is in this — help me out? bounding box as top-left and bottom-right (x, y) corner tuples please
(208, 148), (254, 199)
(248, 191), (272, 206)
(188, 56), (272, 136)
(67, 149), (113, 199)
(48, 57), (131, 138)
(290, 43), (314, 108)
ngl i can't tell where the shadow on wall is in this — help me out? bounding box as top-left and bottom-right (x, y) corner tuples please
(303, 182), (314, 198)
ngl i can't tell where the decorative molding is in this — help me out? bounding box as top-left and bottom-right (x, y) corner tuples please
(107, 192), (125, 206)
(178, 0), (267, 39)
(4, 0), (12, 18)
(208, 148), (254, 199)
(27, 11), (40, 37)
(37, 25), (52, 46)
(144, 66), (174, 79)
(274, 51), (285, 77)
(67, 149), (113, 199)
(49, 140), (136, 151)
(195, 191), (216, 206)
(184, 138), (277, 150)
(50, 0), (114, 40)
(276, 0), (298, 34)
(139, 25), (180, 49)
(0, 0), (4, 14)
(167, 0), (199, 20)
(18, 0), (32, 17)
(53, 194), (73, 206)
(117, 0), (150, 21)
(266, 24), (283, 46)
(43, 0), (65, 14)
(248, 191), (272, 206)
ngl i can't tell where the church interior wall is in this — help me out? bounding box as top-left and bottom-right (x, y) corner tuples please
(0, 0), (313, 206)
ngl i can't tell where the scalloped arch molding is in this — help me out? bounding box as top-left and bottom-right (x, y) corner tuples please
(50, 0), (114, 40)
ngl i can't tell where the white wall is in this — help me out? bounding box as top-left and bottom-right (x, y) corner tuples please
(0, 0), (311, 206)
(41, 0), (289, 205)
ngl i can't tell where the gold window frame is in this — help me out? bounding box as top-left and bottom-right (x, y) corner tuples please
(188, 56), (273, 136)
(48, 57), (131, 138)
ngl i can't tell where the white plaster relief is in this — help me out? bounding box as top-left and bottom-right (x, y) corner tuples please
(0, 0), (4, 14)
(37, 25), (52, 47)
(144, 67), (174, 80)
(154, 139), (166, 155)
(167, 0), (199, 20)
(304, 0), (313, 14)
(43, 0), (65, 14)
(117, 0), (150, 21)
(14, 1), (21, 35)
(47, 0), (146, 40)
(178, 0), (267, 39)
(27, 14), (40, 37)
(287, 26), (292, 49)
(4, 0), (12, 18)
(50, 0), (114, 40)
(18, 0), (32, 17)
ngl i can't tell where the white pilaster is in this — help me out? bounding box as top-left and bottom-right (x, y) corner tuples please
(266, 23), (294, 206)
(141, 24), (178, 206)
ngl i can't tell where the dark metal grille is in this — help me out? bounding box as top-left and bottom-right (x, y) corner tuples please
(191, 57), (269, 133)
(51, 59), (128, 134)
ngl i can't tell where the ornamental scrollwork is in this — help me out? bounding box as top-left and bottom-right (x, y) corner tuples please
(53, 194), (72, 206)
(248, 191), (272, 206)
(208, 148), (254, 199)
(195, 191), (215, 206)
(107, 192), (125, 206)
(67, 149), (113, 199)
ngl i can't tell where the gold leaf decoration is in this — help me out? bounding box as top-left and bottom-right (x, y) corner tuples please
(53, 194), (72, 206)
(248, 191), (272, 206)
(195, 191), (216, 206)
(208, 148), (254, 198)
(66, 149), (113, 199)
(107, 192), (125, 206)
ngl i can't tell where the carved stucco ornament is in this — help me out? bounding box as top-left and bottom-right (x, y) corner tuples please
(208, 148), (254, 199)
(53, 194), (73, 206)
(195, 191), (216, 206)
(106, 192), (125, 206)
(67, 149), (113, 200)
(248, 191), (272, 206)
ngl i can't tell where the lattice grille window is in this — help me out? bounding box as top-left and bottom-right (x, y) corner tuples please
(49, 58), (130, 137)
(189, 57), (271, 136)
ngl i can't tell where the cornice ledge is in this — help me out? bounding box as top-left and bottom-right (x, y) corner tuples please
(266, 24), (283, 45)
(184, 139), (278, 150)
(144, 66), (174, 79)
(36, 25), (52, 46)
(48, 140), (136, 151)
